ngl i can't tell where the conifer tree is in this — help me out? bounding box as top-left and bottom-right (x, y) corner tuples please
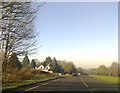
(22, 54), (30, 68)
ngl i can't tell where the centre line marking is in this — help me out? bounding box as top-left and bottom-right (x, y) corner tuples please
(90, 89), (94, 93)
(84, 83), (88, 87)
(25, 86), (39, 91)
(80, 77), (88, 87)
(41, 83), (49, 86)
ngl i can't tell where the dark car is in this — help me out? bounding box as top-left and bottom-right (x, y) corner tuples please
(72, 73), (78, 76)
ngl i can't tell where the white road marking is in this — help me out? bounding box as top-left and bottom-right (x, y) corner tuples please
(25, 79), (59, 91)
(25, 86), (39, 91)
(80, 77), (93, 93)
(41, 83), (49, 86)
(84, 83), (88, 87)
(80, 78), (88, 87)
(90, 89), (94, 93)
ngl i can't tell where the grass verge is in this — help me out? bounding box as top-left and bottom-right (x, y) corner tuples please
(89, 75), (120, 84)
(64, 74), (72, 76)
(2, 75), (65, 91)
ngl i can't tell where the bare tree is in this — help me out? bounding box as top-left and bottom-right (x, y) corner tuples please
(0, 1), (45, 72)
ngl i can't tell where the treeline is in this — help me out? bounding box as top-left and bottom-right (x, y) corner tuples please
(4, 52), (78, 74)
(89, 62), (120, 76)
(38, 56), (77, 74)
(6, 53), (36, 71)
(2, 53), (56, 82)
(2, 52), (79, 82)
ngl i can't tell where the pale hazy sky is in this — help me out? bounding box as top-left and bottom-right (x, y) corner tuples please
(30, 2), (118, 69)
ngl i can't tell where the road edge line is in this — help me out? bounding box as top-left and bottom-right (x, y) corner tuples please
(24, 86), (39, 91)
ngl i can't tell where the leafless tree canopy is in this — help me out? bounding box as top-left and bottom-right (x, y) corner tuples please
(0, 1), (44, 72)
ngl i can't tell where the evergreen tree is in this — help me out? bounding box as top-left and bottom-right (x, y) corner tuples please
(51, 58), (60, 73)
(57, 61), (64, 73)
(7, 52), (21, 70)
(22, 54), (30, 68)
(43, 57), (52, 66)
(30, 59), (36, 69)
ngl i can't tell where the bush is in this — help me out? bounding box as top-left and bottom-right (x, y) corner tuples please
(30, 69), (38, 74)
(2, 67), (57, 83)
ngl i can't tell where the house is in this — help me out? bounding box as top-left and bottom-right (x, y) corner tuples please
(35, 63), (52, 73)
(45, 65), (50, 71)
(35, 65), (44, 70)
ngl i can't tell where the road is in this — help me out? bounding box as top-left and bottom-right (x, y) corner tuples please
(6, 75), (119, 93)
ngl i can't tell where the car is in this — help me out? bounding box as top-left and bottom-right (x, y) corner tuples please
(78, 73), (81, 75)
(58, 73), (62, 76)
(72, 73), (78, 77)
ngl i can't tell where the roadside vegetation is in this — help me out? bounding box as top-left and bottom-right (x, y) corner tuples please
(3, 75), (64, 90)
(88, 62), (120, 76)
(90, 75), (119, 84)
(2, 52), (78, 91)
(88, 62), (120, 84)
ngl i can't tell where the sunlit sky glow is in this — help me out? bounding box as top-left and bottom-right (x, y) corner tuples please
(30, 2), (118, 69)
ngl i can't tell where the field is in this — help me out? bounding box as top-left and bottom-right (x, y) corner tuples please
(90, 75), (120, 84)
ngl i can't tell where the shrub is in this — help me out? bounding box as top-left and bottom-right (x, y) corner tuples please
(30, 69), (38, 74)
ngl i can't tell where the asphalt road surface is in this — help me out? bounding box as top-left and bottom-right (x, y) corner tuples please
(5, 75), (119, 93)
